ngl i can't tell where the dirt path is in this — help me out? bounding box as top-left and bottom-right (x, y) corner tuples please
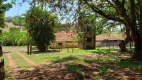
(15, 51), (36, 66)
(7, 55), (17, 69)
(7, 54), (21, 79)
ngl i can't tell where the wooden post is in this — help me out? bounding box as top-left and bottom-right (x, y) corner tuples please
(27, 45), (29, 55)
(108, 40), (110, 51)
(30, 44), (32, 55)
(72, 44), (73, 53)
(0, 59), (4, 80)
(67, 44), (69, 53)
(113, 41), (114, 48)
(61, 45), (62, 51)
(58, 45), (61, 52)
(130, 41), (132, 52)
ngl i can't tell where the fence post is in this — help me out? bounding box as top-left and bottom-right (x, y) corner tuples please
(108, 40), (110, 51)
(67, 44), (69, 53)
(30, 44), (32, 55)
(27, 45), (29, 55)
(113, 41), (114, 48)
(130, 41), (132, 52)
(72, 44), (73, 53)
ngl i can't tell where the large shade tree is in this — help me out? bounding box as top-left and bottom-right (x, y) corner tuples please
(81, 0), (142, 60)
(25, 6), (57, 52)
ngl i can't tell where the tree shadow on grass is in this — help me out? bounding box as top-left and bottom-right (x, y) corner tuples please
(117, 59), (142, 71)
(2, 51), (10, 54)
(87, 48), (119, 54)
(52, 56), (78, 64)
(20, 49), (60, 54)
(13, 63), (76, 80)
(32, 49), (60, 54)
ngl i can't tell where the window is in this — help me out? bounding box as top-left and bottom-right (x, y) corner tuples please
(58, 43), (63, 46)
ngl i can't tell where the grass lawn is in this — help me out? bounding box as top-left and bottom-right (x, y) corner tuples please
(1, 46), (142, 79)
(23, 47), (119, 64)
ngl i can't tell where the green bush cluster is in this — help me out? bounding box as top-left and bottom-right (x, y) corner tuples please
(0, 27), (29, 46)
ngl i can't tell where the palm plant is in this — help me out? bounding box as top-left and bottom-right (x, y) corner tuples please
(25, 6), (56, 52)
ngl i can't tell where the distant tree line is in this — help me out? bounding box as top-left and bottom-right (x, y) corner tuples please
(5, 16), (25, 26)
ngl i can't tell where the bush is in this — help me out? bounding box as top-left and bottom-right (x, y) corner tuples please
(0, 27), (28, 46)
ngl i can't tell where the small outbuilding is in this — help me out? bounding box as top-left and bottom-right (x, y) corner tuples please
(52, 32), (78, 49)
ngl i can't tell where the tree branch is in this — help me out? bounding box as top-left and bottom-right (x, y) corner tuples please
(84, 1), (125, 23)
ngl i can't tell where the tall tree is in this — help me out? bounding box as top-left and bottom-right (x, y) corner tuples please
(25, 6), (56, 52)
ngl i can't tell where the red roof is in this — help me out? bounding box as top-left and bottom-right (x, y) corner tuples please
(96, 35), (107, 41)
(55, 32), (77, 42)
(96, 35), (124, 41)
(55, 32), (125, 42)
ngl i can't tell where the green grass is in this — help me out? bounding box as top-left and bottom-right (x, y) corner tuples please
(23, 48), (94, 64)
(66, 63), (86, 79)
(84, 57), (118, 64)
(52, 56), (79, 63)
(87, 47), (119, 54)
(99, 65), (113, 75)
(117, 60), (142, 71)
(23, 48), (119, 64)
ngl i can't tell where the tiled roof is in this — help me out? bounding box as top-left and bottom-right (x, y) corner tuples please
(55, 32), (125, 42)
(55, 32), (77, 42)
(96, 35), (124, 41)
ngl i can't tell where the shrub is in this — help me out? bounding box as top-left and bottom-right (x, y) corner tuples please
(0, 27), (28, 46)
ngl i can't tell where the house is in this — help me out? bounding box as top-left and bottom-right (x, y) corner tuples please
(52, 32), (78, 49)
(52, 32), (126, 48)
(96, 35), (125, 47)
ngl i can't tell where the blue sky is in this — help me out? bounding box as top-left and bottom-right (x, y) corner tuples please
(5, 0), (30, 17)
(4, 0), (72, 23)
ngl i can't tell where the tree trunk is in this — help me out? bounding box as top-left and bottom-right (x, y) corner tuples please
(132, 34), (142, 60)
(119, 35), (131, 52)
(119, 26), (131, 52)
(94, 34), (96, 49)
(38, 45), (46, 52)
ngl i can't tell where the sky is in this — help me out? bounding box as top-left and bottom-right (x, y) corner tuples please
(4, 0), (74, 23)
(5, 0), (30, 17)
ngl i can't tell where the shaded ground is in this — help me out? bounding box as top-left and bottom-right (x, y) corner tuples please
(2, 47), (142, 80)
(11, 53), (142, 80)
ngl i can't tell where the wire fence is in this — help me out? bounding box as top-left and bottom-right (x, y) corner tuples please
(96, 40), (134, 52)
